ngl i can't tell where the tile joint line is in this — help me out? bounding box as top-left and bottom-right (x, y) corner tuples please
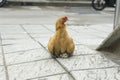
(0, 34), (9, 80)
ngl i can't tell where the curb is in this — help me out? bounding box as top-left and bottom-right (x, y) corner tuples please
(6, 1), (91, 7)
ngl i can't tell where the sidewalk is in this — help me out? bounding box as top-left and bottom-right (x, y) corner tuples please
(0, 24), (119, 80)
(0, 6), (119, 80)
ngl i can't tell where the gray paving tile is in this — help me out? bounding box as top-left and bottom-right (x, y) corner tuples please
(35, 38), (49, 47)
(2, 39), (25, 45)
(57, 55), (118, 71)
(43, 25), (55, 32)
(68, 25), (86, 30)
(68, 26), (104, 39)
(72, 37), (103, 48)
(75, 38), (103, 47)
(72, 34), (104, 46)
(30, 73), (72, 80)
(73, 35), (100, 39)
(8, 59), (66, 80)
(69, 25), (90, 33)
(0, 54), (3, 66)
(70, 26), (104, 47)
(0, 46), (1, 54)
(1, 33), (30, 39)
(74, 45), (98, 55)
(22, 25), (45, 29)
(88, 24), (113, 33)
(2, 39), (35, 45)
(0, 25), (24, 33)
(71, 67), (120, 80)
(3, 39), (41, 53)
(22, 25), (52, 34)
(24, 29), (51, 34)
(0, 46), (3, 66)
(74, 40), (81, 45)
(5, 48), (51, 65)
(69, 25), (111, 39)
(0, 25), (21, 29)
(72, 40), (80, 45)
(29, 33), (53, 38)
(0, 66), (5, 80)
(67, 28), (81, 39)
(101, 52), (120, 65)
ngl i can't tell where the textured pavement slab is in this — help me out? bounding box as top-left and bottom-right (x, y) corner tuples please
(71, 67), (120, 80)
(0, 67), (6, 80)
(8, 59), (66, 80)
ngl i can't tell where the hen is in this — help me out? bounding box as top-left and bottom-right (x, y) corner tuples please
(48, 16), (75, 58)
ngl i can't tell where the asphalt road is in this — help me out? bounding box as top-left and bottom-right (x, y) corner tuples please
(0, 6), (115, 25)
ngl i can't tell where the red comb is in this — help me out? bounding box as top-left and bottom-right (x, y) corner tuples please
(63, 16), (68, 20)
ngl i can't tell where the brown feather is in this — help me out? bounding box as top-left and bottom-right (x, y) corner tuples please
(48, 16), (75, 58)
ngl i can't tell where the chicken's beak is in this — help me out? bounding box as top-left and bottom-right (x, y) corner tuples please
(66, 17), (68, 21)
(65, 17), (68, 22)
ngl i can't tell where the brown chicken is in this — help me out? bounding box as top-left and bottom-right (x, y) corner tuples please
(48, 16), (75, 58)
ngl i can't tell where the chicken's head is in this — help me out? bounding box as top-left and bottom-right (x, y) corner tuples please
(61, 16), (68, 24)
(55, 16), (68, 30)
(56, 16), (68, 24)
